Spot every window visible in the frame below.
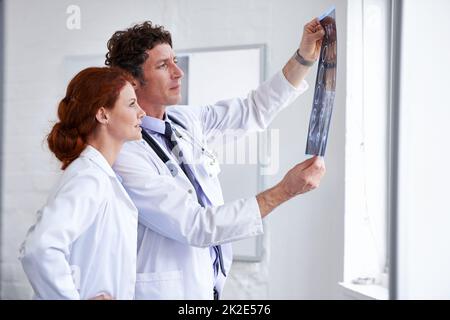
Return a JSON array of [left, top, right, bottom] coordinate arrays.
[[344, 0, 392, 290]]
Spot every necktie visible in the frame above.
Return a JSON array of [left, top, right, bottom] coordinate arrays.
[[163, 122, 189, 179], [163, 122, 226, 284]]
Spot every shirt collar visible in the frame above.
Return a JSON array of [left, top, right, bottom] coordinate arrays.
[[141, 113, 171, 135]]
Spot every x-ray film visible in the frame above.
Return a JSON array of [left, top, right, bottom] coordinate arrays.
[[305, 7, 337, 157]]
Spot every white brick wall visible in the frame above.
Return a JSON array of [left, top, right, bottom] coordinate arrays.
[[1, 0, 346, 299]]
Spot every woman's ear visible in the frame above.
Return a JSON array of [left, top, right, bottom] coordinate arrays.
[[95, 107, 109, 124], [132, 79, 140, 91]]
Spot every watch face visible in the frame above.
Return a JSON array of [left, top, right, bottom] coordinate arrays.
[[306, 8, 337, 157]]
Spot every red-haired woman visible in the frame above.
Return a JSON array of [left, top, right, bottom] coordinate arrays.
[[19, 67, 145, 300]]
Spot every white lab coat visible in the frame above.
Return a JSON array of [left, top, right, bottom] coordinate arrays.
[[113, 71, 308, 299], [20, 145, 138, 300]]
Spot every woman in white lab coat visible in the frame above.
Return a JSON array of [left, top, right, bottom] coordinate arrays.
[[19, 67, 145, 299]]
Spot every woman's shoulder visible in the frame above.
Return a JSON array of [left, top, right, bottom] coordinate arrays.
[[59, 156, 111, 189]]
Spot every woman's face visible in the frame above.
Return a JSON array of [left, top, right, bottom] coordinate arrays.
[[107, 82, 146, 142]]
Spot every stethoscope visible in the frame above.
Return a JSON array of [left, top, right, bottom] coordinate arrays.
[[140, 114, 218, 178], [171, 123, 217, 165]]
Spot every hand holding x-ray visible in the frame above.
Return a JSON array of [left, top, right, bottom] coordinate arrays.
[[298, 18, 326, 62]]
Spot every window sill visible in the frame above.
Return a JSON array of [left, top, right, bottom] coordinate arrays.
[[339, 282, 389, 300]]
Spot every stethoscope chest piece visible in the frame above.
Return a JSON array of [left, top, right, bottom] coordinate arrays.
[[165, 160, 179, 177]]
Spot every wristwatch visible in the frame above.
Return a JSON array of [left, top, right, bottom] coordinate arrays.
[[294, 49, 315, 67]]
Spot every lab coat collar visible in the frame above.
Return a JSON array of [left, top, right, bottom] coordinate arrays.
[[141, 113, 172, 135], [80, 145, 117, 179], [82, 145, 138, 211]]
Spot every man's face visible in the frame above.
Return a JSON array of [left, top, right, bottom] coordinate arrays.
[[135, 43, 184, 114]]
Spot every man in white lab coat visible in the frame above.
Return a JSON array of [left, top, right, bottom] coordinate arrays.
[[106, 18, 326, 300]]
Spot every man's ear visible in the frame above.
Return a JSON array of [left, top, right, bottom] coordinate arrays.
[[95, 107, 109, 124]]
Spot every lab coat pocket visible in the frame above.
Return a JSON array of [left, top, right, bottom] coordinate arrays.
[[134, 270, 184, 300]]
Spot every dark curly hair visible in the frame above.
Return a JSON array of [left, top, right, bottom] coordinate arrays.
[[105, 21, 172, 84]]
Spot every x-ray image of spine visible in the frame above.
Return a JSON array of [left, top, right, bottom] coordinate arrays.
[[306, 8, 337, 157]]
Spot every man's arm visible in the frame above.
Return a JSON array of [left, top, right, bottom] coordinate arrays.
[[257, 156, 325, 217], [256, 18, 326, 215], [187, 17, 325, 144], [114, 146, 324, 247], [282, 18, 325, 88], [114, 142, 264, 248]]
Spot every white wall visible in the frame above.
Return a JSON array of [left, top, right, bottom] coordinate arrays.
[[1, 0, 346, 299], [396, 0, 450, 299]]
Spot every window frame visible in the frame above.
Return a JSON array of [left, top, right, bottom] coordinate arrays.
[[344, 0, 397, 292]]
